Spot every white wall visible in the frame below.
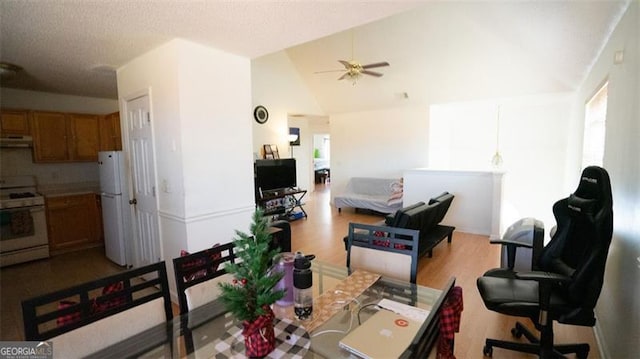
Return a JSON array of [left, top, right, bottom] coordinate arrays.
[[0, 89, 119, 186], [570, 3, 639, 357], [329, 106, 429, 201], [117, 39, 256, 300], [177, 40, 254, 219], [428, 94, 574, 234], [251, 51, 325, 193], [1, 88, 119, 113], [287, 117, 313, 192]]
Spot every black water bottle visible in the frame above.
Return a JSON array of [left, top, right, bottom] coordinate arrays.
[[293, 252, 313, 320]]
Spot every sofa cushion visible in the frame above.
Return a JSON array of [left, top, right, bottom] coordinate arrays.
[[429, 191, 450, 205], [335, 177, 404, 214], [385, 201, 426, 226], [430, 193, 454, 225], [397, 203, 439, 238]]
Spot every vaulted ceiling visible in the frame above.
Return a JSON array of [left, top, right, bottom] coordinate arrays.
[[0, 1, 630, 114]]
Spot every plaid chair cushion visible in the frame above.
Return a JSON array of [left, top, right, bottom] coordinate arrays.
[[93, 281, 127, 313], [179, 244, 222, 283], [372, 231, 407, 250], [56, 300, 82, 327]]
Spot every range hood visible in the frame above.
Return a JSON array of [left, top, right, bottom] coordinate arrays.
[[0, 135, 33, 148]]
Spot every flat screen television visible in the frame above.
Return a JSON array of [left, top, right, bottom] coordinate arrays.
[[255, 159, 297, 193]]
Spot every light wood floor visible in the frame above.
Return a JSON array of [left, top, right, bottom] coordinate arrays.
[[291, 184, 599, 359], [0, 183, 599, 358]]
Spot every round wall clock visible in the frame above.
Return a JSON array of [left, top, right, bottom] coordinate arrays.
[[254, 105, 269, 124]]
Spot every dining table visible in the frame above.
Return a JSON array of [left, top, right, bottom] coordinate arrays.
[[89, 260, 455, 359]]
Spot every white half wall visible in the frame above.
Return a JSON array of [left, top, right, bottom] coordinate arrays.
[[404, 169, 504, 239]]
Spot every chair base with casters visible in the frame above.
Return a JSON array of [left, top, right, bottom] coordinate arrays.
[[482, 321, 589, 359]]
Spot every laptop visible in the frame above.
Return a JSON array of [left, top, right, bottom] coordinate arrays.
[[339, 309, 422, 359]]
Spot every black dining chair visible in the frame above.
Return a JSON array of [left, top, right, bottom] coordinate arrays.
[[172, 242, 237, 316], [476, 166, 614, 358], [346, 222, 420, 284], [21, 261, 173, 358]]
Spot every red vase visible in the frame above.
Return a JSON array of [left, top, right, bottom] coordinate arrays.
[[242, 307, 276, 358]]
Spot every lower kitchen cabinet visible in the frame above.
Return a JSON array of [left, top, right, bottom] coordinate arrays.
[[46, 194, 103, 252]]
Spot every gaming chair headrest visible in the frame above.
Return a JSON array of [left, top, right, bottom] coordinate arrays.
[[572, 166, 613, 211], [567, 194, 597, 216]]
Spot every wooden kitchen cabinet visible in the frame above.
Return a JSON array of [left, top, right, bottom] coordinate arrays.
[[68, 113, 100, 161], [46, 193, 103, 252], [31, 111, 69, 162], [31, 111, 101, 162], [0, 109, 30, 135], [100, 111, 122, 151]]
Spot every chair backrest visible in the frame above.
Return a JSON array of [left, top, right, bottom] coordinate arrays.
[[21, 261, 172, 357], [346, 222, 420, 283], [537, 166, 613, 324], [173, 242, 236, 314]]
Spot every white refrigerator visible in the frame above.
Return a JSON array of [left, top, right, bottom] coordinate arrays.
[[98, 151, 132, 266]]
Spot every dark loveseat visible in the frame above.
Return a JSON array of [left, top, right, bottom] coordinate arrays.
[[344, 192, 455, 258]]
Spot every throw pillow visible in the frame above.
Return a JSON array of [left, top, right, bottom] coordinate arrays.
[[388, 178, 404, 205]]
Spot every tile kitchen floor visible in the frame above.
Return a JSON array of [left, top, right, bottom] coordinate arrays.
[[0, 246, 125, 341]]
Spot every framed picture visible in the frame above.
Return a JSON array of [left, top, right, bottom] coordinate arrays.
[[289, 127, 300, 146], [271, 145, 280, 159], [263, 144, 279, 159]]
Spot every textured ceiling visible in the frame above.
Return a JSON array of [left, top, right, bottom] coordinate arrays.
[[287, 1, 630, 114], [0, 0, 419, 99], [0, 1, 631, 115]]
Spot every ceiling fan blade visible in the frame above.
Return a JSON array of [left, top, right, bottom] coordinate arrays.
[[314, 69, 347, 74], [338, 60, 352, 68], [362, 62, 389, 69], [337, 73, 351, 81], [361, 70, 383, 77]]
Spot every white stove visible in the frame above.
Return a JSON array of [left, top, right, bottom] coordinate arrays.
[[0, 176, 49, 267]]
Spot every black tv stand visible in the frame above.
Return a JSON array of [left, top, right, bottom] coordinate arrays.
[[256, 188, 307, 221]]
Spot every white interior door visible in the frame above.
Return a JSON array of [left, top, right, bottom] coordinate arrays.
[[125, 94, 160, 268]]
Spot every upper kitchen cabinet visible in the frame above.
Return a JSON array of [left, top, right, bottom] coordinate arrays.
[[31, 111, 69, 162], [0, 109, 30, 135], [31, 111, 101, 162], [68, 113, 100, 161], [100, 112, 122, 151]]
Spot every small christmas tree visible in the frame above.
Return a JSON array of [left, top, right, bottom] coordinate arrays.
[[218, 209, 285, 322]]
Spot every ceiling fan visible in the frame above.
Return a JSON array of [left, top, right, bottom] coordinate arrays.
[[314, 30, 390, 84], [316, 60, 390, 83]]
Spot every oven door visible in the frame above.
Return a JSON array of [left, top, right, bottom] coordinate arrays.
[[0, 205, 48, 252]]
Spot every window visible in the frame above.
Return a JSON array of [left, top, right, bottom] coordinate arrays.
[[582, 81, 608, 168]]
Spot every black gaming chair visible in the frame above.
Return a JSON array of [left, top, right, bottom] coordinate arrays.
[[477, 166, 614, 358]]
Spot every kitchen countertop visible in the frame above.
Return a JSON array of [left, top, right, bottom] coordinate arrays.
[[38, 182, 100, 198]]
